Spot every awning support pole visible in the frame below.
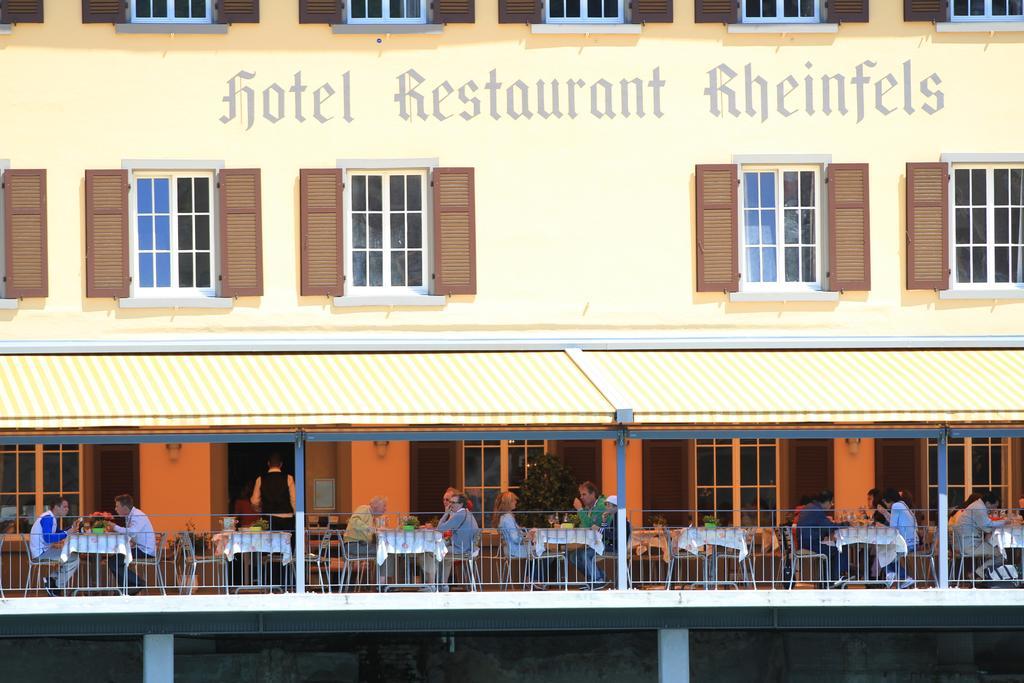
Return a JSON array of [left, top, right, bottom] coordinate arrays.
[[616, 429, 628, 590], [294, 432, 306, 595], [937, 428, 949, 589]]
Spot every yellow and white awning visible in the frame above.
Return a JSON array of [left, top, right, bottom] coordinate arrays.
[[588, 349, 1024, 425], [0, 352, 616, 430]]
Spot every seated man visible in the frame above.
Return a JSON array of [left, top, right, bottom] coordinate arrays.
[[30, 497, 79, 596], [107, 494, 156, 595], [344, 495, 388, 555], [419, 491, 479, 590], [796, 489, 849, 588], [953, 489, 1006, 580], [569, 481, 607, 588], [597, 495, 631, 588]]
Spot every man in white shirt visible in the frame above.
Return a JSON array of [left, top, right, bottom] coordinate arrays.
[[108, 494, 156, 594], [29, 497, 79, 596]]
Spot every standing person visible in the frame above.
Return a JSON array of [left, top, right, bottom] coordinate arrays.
[[569, 481, 607, 588], [30, 497, 80, 597], [108, 494, 156, 595], [953, 489, 1006, 579], [251, 453, 296, 536], [877, 489, 917, 589], [796, 490, 850, 588]]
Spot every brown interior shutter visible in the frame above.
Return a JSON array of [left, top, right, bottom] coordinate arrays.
[[789, 440, 834, 508], [875, 440, 922, 509], [906, 162, 949, 291], [696, 164, 738, 292], [436, 0, 475, 22], [432, 167, 476, 296], [558, 441, 602, 492], [3, 0, 44, 22], [827, 0, 868, 22], [299, 0, 342, 22], [3, 170, 47, 298], [218, 169, 263, 297], [498, 0, 541, 23], [299, 169, 344, 296], [695, 0, 737, 22], [904, 0, 945, 21], [82, 0, 126, 22], [827, 163, 871, 291], [410, 442, 457, 516], [85, 170, 130, 298], [642, 440, 689, 526], [217, 0, 260, 22], [95, 445, 140, 514], [632, 0, 672, 22]]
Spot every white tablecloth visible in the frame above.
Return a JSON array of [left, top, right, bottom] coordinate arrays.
[[533, 528, 604, 557], [61, 532, 132, 565], [678, 527, 749, 562], [376, 529, 447, 566], [216, 531, 292, 565], [834, 526, 908, 568], [989, 525, 1024, 555]]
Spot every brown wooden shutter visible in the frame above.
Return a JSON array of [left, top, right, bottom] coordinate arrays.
[[695, 0, 737, 22], [95, 445, 140, 514], [299, 0, 342, 22], [788, 440, 834, 508], [632, 0, 672, 22], [432, 167, 476, 296], [217, 0, 260, 22], [876, 440, 922, 509], [2, 0, 44, 22], [827, 0, 868, 22], [558, 441, 602, 492], [299, 169, 344, 296], [827, 163, 871, 292], [3, 170, 47, 298], [642, 440, 689, 526], [906, 162, 949, 291], [218, 169, 263, 297], [498, 0, 541, 23], [81, 0, 125, 22], [436, 0, 475, 22], [410, 442, 457, 516], [85, 170, 130, 298], [904, 0, 945, 21], [695, 164, 738, 293]]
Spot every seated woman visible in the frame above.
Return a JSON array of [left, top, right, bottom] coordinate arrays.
[[877, 488, 917, 589], [495, 492, 549, 584]]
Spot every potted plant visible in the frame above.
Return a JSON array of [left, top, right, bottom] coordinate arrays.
[[702, 515, 718, 529], [85, 511, 112, 534], [249, 518, 269, 532], [516, 452, 579, 528], [401, 516, 420, 531]]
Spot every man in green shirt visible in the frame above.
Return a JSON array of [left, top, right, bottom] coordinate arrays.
[[570, 481, 606, 588]]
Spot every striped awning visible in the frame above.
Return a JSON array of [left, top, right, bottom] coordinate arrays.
[[589, 349, 1024, 425], [0, 352, 616, 430]]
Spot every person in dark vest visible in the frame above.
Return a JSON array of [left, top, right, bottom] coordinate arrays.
[[250, 452, 296, 536]]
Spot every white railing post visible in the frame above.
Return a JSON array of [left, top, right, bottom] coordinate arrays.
[[143, 634, 174, 683], [937, 429, 949, 589], [294, 432, 306, 594], [616, 430, 628, 590]]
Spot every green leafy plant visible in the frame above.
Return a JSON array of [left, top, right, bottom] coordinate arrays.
[[401, 515, 420, 528], [702, 515, 718, 528], [516, 451, 578, 528]]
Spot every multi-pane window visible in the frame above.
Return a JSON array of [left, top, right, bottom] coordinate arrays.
[[349, 0, 426, 23], [743, 0, 819, 22], [463, 440, 544, 524], [742, 168, 821, 290], [547, 0, 623, 22], [952, 0, 1024, 20], [0, 445, 81, 534], [134, 174, 215, 296], [952, 167, 1024, 288], [348, 171, 427, 293], [695, 439, 778, 527], [133, 0, 212, 22], [927, 437, 1007, 516]]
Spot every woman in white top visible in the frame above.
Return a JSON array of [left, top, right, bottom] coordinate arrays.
[[878, 489, 918, 589]]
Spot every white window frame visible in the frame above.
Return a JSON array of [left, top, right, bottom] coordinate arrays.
[[694, 438, 780, 527], [344, 168, 430, 297], [545, 0, 624, 24], [949, 164, 1024, 290], [739, 164, 825, 293], [742, 0, 820, 23], [951, 0, 1024, 21], [129, 170, 218, 299], [347, 0, 428, 24], [131, 0, 213, 23], [462, 440, 544, 523], [927, 437, 1010, 513], [0, 444, 82, 535]]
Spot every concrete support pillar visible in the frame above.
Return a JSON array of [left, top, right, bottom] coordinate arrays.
[[659, 629, 689, 683], [143, 634, 174, 683], [295, 435, 306, 594]]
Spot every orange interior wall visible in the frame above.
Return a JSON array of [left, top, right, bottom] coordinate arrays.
[[140, 443, 213, 533], [834, 438, 875, 512], [350, 441, 409, 515], [601, 438, 643, 526]]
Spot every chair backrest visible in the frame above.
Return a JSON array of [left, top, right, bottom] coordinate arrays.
[[177, 531, 196, 563], [316, 530, 337, 562]]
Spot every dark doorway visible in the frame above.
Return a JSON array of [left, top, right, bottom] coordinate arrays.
[[557, 440, 602, 491], [227, 443, 295, 513], [409, 442, 457, 516], [94, 445, 140, 514], [642, 440, 689, 526], [788, 440, 834, 509]]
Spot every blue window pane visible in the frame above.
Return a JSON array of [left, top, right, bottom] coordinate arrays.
[[747, 247, 761, 282], [762, 247, 777, 282], [154, 178, 170, 214], [156, 253, 171, 288], [137, 216, 153, 251], [139, 253, 154, 288], [761, 210, 776, 244], [744, 212, 760, 245], [137, 179, 153, 213], [743, 173, 759, 208], [155, 216, 170, 250], [759, 173, 775, 208]]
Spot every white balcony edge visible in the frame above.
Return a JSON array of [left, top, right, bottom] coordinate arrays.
[[118, 297, 234, 309], [730, 291, 840, 303], [939, 289, 1024, 300], [115, 23, 229, 34]]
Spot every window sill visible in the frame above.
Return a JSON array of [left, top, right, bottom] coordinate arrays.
[[332, 295, 446, 308], [0, 299, 16, 310], [531, 23, 641, 34], [936, 21, 1024, 32], [118, 297, 233, 309], [115, 23, 229, 34], [729, 290, 839, 303], [728, 22, 838, 33], [938, 289, 1024, 300], [331, 24, 444, 34]]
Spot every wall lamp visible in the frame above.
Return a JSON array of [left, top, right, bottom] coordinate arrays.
[[845, 437, 862, 456], [166, 442, 183, 462], [373, 440, 390, 458]]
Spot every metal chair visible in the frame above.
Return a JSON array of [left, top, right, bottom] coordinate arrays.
[[177, 531, 227, 595], [448, 530, 482, 591], [786, 527, 830, 589], [338, 537, 376, 592], [907, 526, 937, 587], [665, 528, 705, 589], [131, 532, 167, 595], [22, 534, 62, 597], [312, 530, 345, 592]]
